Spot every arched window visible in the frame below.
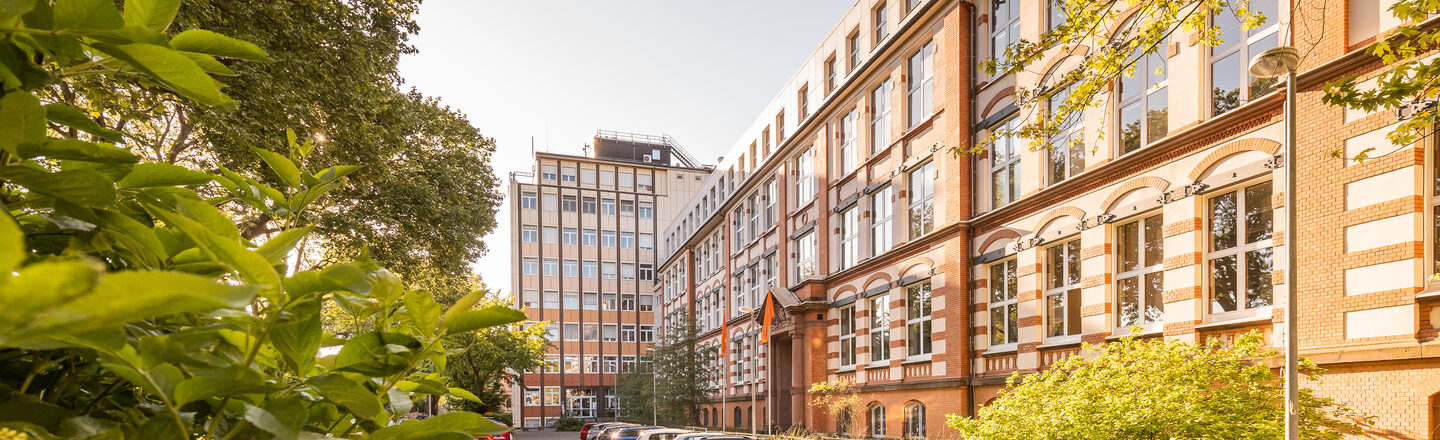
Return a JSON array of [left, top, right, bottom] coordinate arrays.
[[868, 404, 886, 438], [903, 402, 926, 439], [702, 408, 709, 426], [712, 408, 719, 427], [747, 407, 754, 428], [836, 408, 852, 436], [734, 407, 743, 427]]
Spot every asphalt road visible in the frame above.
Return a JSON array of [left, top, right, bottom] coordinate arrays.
[[515, 430, 576, 440]]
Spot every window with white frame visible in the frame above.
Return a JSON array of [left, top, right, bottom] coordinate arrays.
[[840, 109, 859, 173], [544, 387, 561, 406], [872, 185, 894, 255], [1211, 0, 1280, 116], [622, 324, 636, 342], [795, 149, 815, 207], [765, 255, 777, 287], [795, 231, 817, 282], [563, 291, 579, 309], [602, 293, 617, 311], [563, 259, 578, 278], [521, 225, 538, 243], [601, 231, 616, 248], [873, 2, 889, 46], [582, 323, 598, 342], [602, 262, 617, 280], [582, 261, 597, 279], [640, 325, 654, 342], [620, 263, 635, 280], [639, 201, 653, 218], [561, 195, 577, 212], [637, 173, 652, 191], [903, 402, 926, 439], [580, 168, 595, 185], [524, 387, 541, 406], [543, 291, 559, 309], [541, 164, 557, 181], [841, 207, 861, 269], [639, 233, 654, 250], [522, 258, 538, 276], [601, 198, 616, 215], [564, 355, 580, 373], [620, 232, 635, 249], [747, 266, 760, 309], [523, 290, 539, 308], [907, 42, 935, 127], [562, 228, 577, 245], [582, 229, 596, 246], [734, 208, 746, 252], [561, 166, 576, 184], [992, 0, 1020, 60], [599, 170, 615, 186], [639, 294, 654, 311], [581, 196, 596, 214], [765, 179, 778, 226], [869, 404, 886, 438], [583, 291, 598, 310], [1117, 213, 1165, 327], [543, 258, 558, 276], [603, 355, 618, 373], [839, 305, 856, 367], [1047, 83, 1085, 185], [908, 161, 935, 237], [871, 81, 891, 154], [521, 192, 537, 209], [905, 281, 932, 356], [563, 323, 579, 342], [870, 293, 891, 362], [991, 117, 1022, 208], [1047, 0, 1067, 32], [748, 196, 760, 242], [989, 259, 1019, 346], [618, 172, 634, 188], [620, 200, 635, 216], [1044, 239, 1082, 337], [798, 84, 810, 120], [542, 227, 558, 244], [1208, 181, 1274, 314], [639, 264, 654, 282], [622, 293, 637, 311], [542, 194, 557, 211], [1118, 33, 1170, 155], [544, 354, 559, 372]]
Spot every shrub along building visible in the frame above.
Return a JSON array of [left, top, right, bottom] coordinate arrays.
[[651, 0, 1440, 438], [509, 131, 711, 428]]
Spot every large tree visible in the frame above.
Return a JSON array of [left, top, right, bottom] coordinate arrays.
[[945, 333, 1367, 439], [616, 317, 716, 425], [45, 0, 502, 299]]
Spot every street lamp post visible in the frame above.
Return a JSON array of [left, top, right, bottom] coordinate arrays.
[[646, 346, 657, 426], [738, 307, 758, 437], [1249, 45, 1301, 440]]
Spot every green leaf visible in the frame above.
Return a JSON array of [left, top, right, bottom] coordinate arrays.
[[53, 0, 124, 31], [446, 387, 481, 403], [368, 412, 507, 440], [171, 373, 275, 407], [270, 298, 321, 375], [386, 387, 412, 417], [256, 227, 310, 263], [312, 165, 362, 183], [395, 379, 448, 395], [442, 305, 525, 335], [252, 147, 302, 189], [245, 399, 305, 440], [0, 260, 100, 337], [169, 29, 269, 61], [122, 0, 178, 31], [92, 43, 235, 109], [308, 375, 382, 420], [148, 208, 281, 293], [17, 138, 137, 163], [0, 165, 116, 208], [0, 212, 21, 285], [0, 0, 37, 23], [0, 92, 45, 155], [179, 51, 235, 76], [118, 162, 215, 188], [173, 197, 240, 240], [0, 270, 257, 347], [333, 331, 420, 377], [42, 104, 124, 142], [404, 289, 442, 337]]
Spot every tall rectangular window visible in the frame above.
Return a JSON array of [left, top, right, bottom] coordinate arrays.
[[795, 231, 817, 282], [602, 324, 617, 342], [542, 194, 557, 211], [601, 198, 616, 215], [1045, 240, 1082, 337], [989, 259, 1019, 346], [541, 165, 557, 181], [748, 196, 760, 242], [521, 192, 537, 209], [798, 84, 810, 120], [1048, 83, 1085, 185], [839, 109, 859, 174], [563, 324, 579, 342], [601, 231, 616, 248], [872, 185, 894, 255], [620, 232, 635, 249], [582, 323, 598, 342], [620, 263, 635, 280], [523, 290, 539, 308], [873, 2, 889, 46], [583, 292, 598, 310], [908, 161, 935, 237], [522, 258, 538, 276], [638, 202, 653, 218], [794, 148, 815, 207], [907, 42, 935, 127], [991, 117, 1023, 208], [1210, 0, 1280, 116], [600, 170, 615, 186], [583, 261, 597, 279], [847, 30, 860, 70], [765, 179, 778, 226], [580, 168, 595, 185], [841, 207, 861, 269], [639, 233, 654, 250], [561, 166, 577, 184], [1118, 213, 1165, 327], [906, 281, 932, 356], [563, 259, 578, 278], [992, 0, 1020, 59], [871, 82, 891, 154], [765, 255, 777, 288], [825, 55, 838, 94], [839, 306, 857, 366], [602, 262, 617, 280], [620, 200, 635, 216], [542, 227, 558, 244], [543, 291, 559, 309], [733, 207, 746, 253], [1118, 34, 1170, 155], [870, 294, 891, 362], [618, 172, 634, 188], [1208, 181, 1274, 313], [1047, 0, 1068, 32]]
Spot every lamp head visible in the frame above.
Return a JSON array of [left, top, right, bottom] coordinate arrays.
[[739, 306, 755, 314], [1249, 46, 1300, 79]]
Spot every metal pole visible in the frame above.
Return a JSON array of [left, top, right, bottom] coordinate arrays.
[[1283, 67, 1300, 440], [652, 364, 658, 426], [750, 334, 757, 437]]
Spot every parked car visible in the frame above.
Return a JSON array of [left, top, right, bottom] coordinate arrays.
[[636, 428, 690, 440], [671, 433, 727, 440], [593, 423, 639, 440], [477, 417, 512, 440], [581, 422, 613, 440], [612, 426, 662, 440]]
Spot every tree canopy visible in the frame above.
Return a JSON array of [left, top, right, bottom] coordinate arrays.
[[945, 333, 1367, 440], [616, 317, 716, 425]]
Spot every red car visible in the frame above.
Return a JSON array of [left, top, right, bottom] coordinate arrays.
[[477, 417, 513, 440]]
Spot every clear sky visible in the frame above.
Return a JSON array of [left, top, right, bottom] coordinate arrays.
[[397, 0, 853, 294]]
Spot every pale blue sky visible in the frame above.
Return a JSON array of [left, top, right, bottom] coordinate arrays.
[[397, 0, 852, 293]]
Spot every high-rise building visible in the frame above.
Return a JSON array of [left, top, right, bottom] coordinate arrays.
[[653, 0, 1440, 438], [509, 130, 710, 428]]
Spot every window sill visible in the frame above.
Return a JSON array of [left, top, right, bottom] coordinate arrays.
[[901, 355, 932, 365], [1107, 326, 1164, 341], [837, 366, 857, 373], [1037, 336, 1082, 349], [983, 345, 1017, 356], [865, 361, 891, 370], [1195, 313, 1274, 331]]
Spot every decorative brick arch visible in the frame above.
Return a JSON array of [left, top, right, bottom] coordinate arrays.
[[1037, 46, 1091, 87], [862, 272, 894, 290], [833, 285, 859, 301], [1187, 138, 1282, 181], [901, 258, 936, 279], [977, 229, 1022, 254], [1106, 7, 1145, 38], [981, 86, 1016, 120], [1099, 176, 1172, 212], [1035, 206, 1087, 235]]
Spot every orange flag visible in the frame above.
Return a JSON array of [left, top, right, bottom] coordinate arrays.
[[720, 321, 729, 358], [759, 291, 775, 344]]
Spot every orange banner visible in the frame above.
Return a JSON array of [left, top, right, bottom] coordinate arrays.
[[759, 292, 775, 344]]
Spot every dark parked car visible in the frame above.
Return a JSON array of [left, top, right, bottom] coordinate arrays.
[[593, 423, 638, 440]]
